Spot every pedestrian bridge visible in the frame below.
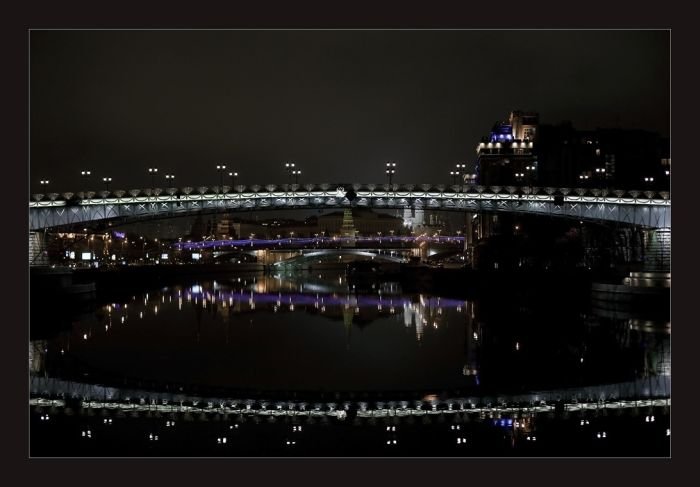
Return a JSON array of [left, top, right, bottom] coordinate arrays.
[[29, 183, 671, 231]]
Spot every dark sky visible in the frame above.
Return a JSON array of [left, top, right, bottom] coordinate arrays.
[[30, 30, 669, 193]]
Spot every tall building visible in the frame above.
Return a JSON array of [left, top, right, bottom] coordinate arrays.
[[317, 209, 403, 237], [340, 208, 357, 247], [475, 110, 670, 189], [475, 111, 538, 186]]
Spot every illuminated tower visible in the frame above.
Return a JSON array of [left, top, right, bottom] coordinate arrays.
[[340, 209, 357, 247]]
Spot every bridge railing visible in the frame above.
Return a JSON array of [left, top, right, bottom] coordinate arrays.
[[29, 183, 671, 207]]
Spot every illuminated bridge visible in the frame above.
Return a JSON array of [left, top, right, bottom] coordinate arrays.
[[29, 183, 671, 231]]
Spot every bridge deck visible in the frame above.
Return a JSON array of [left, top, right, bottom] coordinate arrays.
[[29, 185, 671, 230]]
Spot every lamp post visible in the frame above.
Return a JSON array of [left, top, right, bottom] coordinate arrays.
[[578, 174, 590, 187], [165, 173, 175, 186], [450, 171, 458, 186], [102, 177, 112, 191], [525, 165, 536, 193], [385, 161, 397, 185], [229, 171, 238, 192], [148, 167, 158, 189], [40, 179, 50, 191], [284, 162, 296, 184], [594, 167, 606, 188], [80, 170, 91, 195], [216, 164, 227, 191], [455, 163, 466, 190], [292, 169, 301, 185]]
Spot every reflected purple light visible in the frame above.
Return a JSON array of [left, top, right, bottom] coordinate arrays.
[[183, 288, 465, 309]]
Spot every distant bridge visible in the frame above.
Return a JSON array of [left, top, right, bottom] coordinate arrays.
[[29, 183, 671, 231], [270, 249, 407, 266]]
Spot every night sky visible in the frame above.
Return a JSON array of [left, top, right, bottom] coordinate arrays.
[[30, 30, 669, 193]]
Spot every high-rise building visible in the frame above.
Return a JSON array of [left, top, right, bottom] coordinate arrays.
[[340, 208, 357, 247], [475, 110, 669, 189], [475, 111, 538, 186]]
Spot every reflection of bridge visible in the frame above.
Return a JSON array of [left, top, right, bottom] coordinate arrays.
[[29, 375, 670, 417], [29, 183, 671, 230]]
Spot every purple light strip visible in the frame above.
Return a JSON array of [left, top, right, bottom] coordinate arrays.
[[173, 235, 465, 251]]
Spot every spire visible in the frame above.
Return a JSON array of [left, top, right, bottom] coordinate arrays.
[[340, 209, 356, 247]]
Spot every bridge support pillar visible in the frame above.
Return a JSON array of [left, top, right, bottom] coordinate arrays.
[[463, 212, 475, 266], [642, 228, 671, 273]]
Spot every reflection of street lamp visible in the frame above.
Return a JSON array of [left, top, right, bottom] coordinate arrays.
[[102, 177, 112, 191], [385, 161, 397, 185]]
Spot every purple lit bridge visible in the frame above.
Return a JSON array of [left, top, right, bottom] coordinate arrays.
[[29, 183, 671, 231]]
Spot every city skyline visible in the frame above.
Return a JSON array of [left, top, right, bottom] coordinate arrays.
[[30, 30, 669, 192]]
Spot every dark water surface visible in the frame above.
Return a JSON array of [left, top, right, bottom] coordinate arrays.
[[31, 271, 670, 398]]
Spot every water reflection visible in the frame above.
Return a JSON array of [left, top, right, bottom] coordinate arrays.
[[31, 272, 669, 398]]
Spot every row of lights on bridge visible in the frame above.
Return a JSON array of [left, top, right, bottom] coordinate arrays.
[[38, 161, 477, 191], [38, 162, 671, 192]]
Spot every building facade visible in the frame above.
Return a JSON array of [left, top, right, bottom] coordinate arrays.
[[475, 110, 670, 190]]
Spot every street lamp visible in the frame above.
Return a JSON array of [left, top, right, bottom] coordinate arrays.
[[292, 169, 301, 185], [80, 170, 92, 191], [40, 179, 50, 192], [228, 171, 238, 192], [216, 164, 227, 190], [524, 165, 536, 192], [450, 171, 458, 185], [578, 174, 590, 186], [385, 161, 397, 185], [103, 177, 112, 191], [284, 161, 296, 184], [165, 173, 175, 186], [594, 167, 606, 188], [455, 163, 466, 190], [147, 167, 158, 188]]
